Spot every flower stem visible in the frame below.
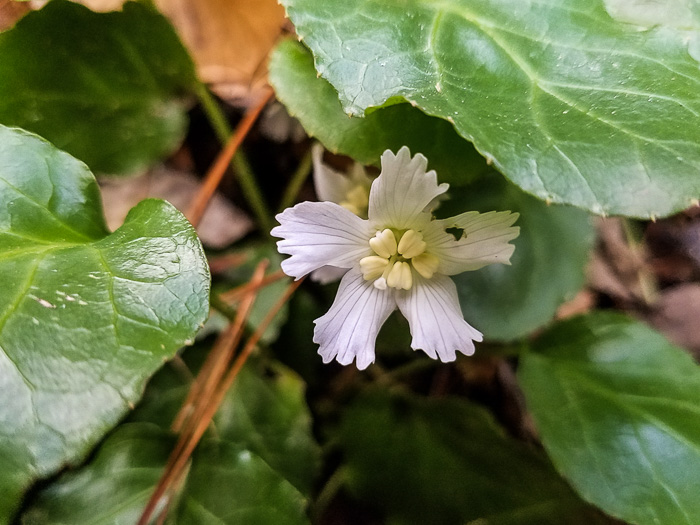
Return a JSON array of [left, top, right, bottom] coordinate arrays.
[[312, 467, 347, 522], [278, 148, 313, 212], [209, 293, 239, 321], [194, 82, 274, 235], [621, 218, 658, 305], [377, 358, 440, 384], [233, 152, 275, 235], [196, 82, 231, 144]]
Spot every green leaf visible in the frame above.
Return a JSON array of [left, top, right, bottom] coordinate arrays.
[[21, 424, 175, 525], [442, 173, 594, 341], [272, 288, 327, 384], [269, 39, 485, 186], [0, 0, 198, 175], [340, 390, 607, 525], [215, 361, 320, 495], [601, 0, 700, 29], [519, 312, 700, 525], [282, 0, 700, 217], [129, 356, 321, 497], [0, 125, 210, 523], [22, 359, 318, 525], [22, 424, 311, 525], [178, 440, 311, 525]]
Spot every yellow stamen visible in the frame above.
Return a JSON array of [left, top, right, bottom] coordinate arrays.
[[360, 255, 390, 281], [369, 229, 398, 258], [397, 229, 427, 259], [411, 253, 439, 279], [386, 261, 413, 290], [362, 228, 438, 290]]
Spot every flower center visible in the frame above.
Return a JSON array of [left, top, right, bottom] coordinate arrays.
[[359, 229, 440, 290]]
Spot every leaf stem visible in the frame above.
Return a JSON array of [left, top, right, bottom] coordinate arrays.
[[278, 148, 313, 212], [621, 218, 658, 305], [233, 152, 275, 235], [192, 83, 274, 234], [312, 466, 347, 522], [209, 293, 239, 321], [137, 261, 268, 525], [195, 82, 232, 144], [218, 269, 288, 304]]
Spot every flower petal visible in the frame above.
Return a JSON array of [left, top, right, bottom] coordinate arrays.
[[314, 268, 396, 369], [368, 147, 449, 230], [272, 201, 373, 279], [423, 211, 520, 275], [311, 143, 352, 203], [396, 274, 482, 362], [310, 265, 348, 284]]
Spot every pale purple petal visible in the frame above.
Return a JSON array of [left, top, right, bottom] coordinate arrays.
[[272, 201, 373, 279], [310, 265, 348, 284], [314, 269, 396, 369], [368, 147, 448, 230], [311, 143, 352, 203], [396, 274, 482, 362], [423, 211, 519, 275], [347, 162, 373, 188]]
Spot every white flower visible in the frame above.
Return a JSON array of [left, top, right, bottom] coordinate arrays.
[[312, 142, 374, 218], [310, 143, 375, 284], [272, 147, 519, 369]]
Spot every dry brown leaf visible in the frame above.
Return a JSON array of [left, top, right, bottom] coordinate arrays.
[[154, 0, 287, 106], [555, 289, 596, 320], [646, 283, 700, 357], [646, 212, 700, 284], [587, 218, 656, 305], [0, 0, 30, 31], [68, 0, 125, 11], [70, 0, 286, 105], [100, 166, 253, 249]]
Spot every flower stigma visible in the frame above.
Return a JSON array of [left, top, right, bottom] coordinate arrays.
[[360, 229, 438, 290]]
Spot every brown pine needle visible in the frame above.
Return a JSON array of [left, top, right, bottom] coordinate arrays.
[[170, 278, 306, 488], [137, 276, 303, 525], [186, 89, 273, 228], [207, 252, 249, 275], [218, 269, 288, 304], [213, 277, 305, 404], [172, 260, 268, 433], [153, 464, 190, 525], [137, 262, 268, 525]]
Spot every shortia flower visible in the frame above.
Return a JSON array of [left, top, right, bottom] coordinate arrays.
[[272, 147, 519, 369], [311, 142, 373, 219], [309, 143, 374, 284]]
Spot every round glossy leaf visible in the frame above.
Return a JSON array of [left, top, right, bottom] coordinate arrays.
[[269, 39, 485, 186], [22, 424, 311, 525], [22, 357, 318, 525], [178, 441, 310, 525], [519, 313, 700, 525], [0, 125, 210, 522], [0, 0, 198, 174], [21, 424, 175, 525], [283, 0, 700, 217]]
